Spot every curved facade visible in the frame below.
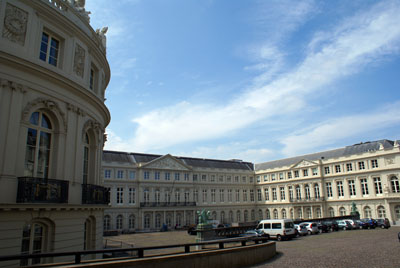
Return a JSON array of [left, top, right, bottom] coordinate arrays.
[[0, 0, 110, 266]]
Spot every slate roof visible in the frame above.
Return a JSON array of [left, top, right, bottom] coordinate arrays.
[[103, 150, 254, 171], [255, 139, 397, 171]]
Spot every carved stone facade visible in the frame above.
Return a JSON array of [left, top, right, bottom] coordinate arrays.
[[73, 43, 86, 78], [2, 3, 28, 46]]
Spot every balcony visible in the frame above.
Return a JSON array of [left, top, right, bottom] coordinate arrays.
[[140, 202, 197, 208], [289, 197, 325, 203], [82, 184, 110, 204], [17, 177, 69, 203]]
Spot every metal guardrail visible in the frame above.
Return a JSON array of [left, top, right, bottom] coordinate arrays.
[[0, 237, 269, 266], [16, 176, 69, 203], [82, 184, 110, 204]]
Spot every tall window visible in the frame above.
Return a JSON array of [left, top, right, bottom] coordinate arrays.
[[312, 168, 318, 176], [346, 163, 353, 172], [335, 165, 341, 173], [237, 211, 241, 222], [243, 190, 248, 202], [280, 187, 285, 200], [128, 188, 135, 204], [272, 188, 277, 200], [220, 189, 225, 202], [282, 209, 287, 219], [25, 112, 52, 178], [326, 182, 333, 197], [175, 189, 180, 202], [228, 189, 232, 202], [202, 189, 208, 203], [104, 215, 110, 231], [116, 188, 123, 204], [211, 189, 216, 203], [266, 209, 270, 219], [129, 215, 135, 229], [144, 189, 149, 203], [117, 170, 123, 179], [377, 206, 386, 218], [374, 177, 383, 194], [363, 206, 372, 218], [165, 172, 170, 180], [257, 189, 262, 201], [391, 176, 400, 193], [155, 189, 160, 204], [288, 186, 293, 200], [287, 172, 292, 179], [303, 169, 308, 176], [154, 172, 160, 180], [235, 189, 240, 202], [250, 189, 255, 202], [294, 171, 299, 178], [264, 188, 269, 201], [314, 184, 320, 198], [360, 179, 369, 195], [324, 167, 330, 175], [348, 180, 356, 196], [296, 185, 301, 199], [104, 169, 111, 178], [144, 171, 150, 180], [358, 161, 365, 170], [305, 185, 310, 199], [194, 190, 198, 202], [82, 133, 89, 184], [116, 215, 123, 230], [20, 222, 48, 266], [40, 32, 59, 66], [339, 207, 346, 216], [273, 209, 278, 219], [329, 207, 335, 217], [371, 159, 378, 168], [337, 181, 344, 197]]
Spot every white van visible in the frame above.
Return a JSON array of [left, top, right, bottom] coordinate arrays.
[[256, 219, 295, 241]]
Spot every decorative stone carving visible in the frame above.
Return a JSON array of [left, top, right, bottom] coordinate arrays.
[[22, 98, 67, 132], [2, 3, 28, 46], [146, 157, 188, 170], [293, 160, 315, 168], [95, 27, 108, 49], [73, 44, 85, 78], [0, 78, 27, 93], [385, 157, 395, 165]]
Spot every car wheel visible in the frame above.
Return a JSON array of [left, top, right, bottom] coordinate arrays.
[[277, 235, 282, 241], [381, 225, 385, 229], [308, 230, 312, 235], [343, 227, 347, 231]]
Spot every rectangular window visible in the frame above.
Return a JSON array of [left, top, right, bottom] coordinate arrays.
[[242, 176, 247, 183], [202, 189, 208, 203], [219, 189, 224, 202], [211, 189, 216, 203], [337, 181, 344, 197], [324, 167, 330, 175], [174, 173, 180, 181], [154, 171, 160, 180], [117, 170, 124, 179], [40, 32, 60, 66], [256, 176, 261, 183], [257, 189, 262, 201], [348, 180, 356, 196], [194, 190, 198, 202], [326, 182, 332, 197], [117, 187, 123, 204], [279, 173, 284, 180], [129, 171, 135, 179], [360, 178, 369, 195], [264, 188, 269, 201], [272, 188, 277, 200], [249, 176, 254, 183], [371, 159, 378, 168], [144, 171, 150, 180], [335, 165, 341, 173], [280, 187, 285, 200], [184, 173, 189, 181], [312, 168, 318, 176], [202, 175, 207, 182], [264, 175, 269, 181], [128, 188, 135, 204], [288, 186, 293, 200], [303, 169, 308, 177], [219, 175, 224, 182], [346, 163, 353, 172], [104, 169, 111, 178], [228, 189, 232, 202], [294, 170, 299, 178], [287, 172, 292, 179], [210, 175, 216, 182], [243, 190, 248, 202], [358, 161, 365, 170], [165, 172, 170, 180], [235, 189, 240, 202], [374, 177, 382, 194], [234, 176, 239, 183], [271, 174, 276, 181], [227, 175, 232, 182], [193, 174, 198, 181], [250, 189, 255, 202]]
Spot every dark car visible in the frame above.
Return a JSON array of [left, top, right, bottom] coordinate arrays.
[[360, 218, 377, 229], [376, 218, 391, 229], [323, 220, 339, 231], [337, 220, 353, 230], [317, 222, 329, 233], [356, 220, 370, 229]]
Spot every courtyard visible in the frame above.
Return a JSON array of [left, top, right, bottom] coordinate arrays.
[[105, 226, 400, 268]]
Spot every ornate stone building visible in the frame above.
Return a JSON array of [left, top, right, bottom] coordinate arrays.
[[103, 140, 400, 232], [0, 0, 110, 266]]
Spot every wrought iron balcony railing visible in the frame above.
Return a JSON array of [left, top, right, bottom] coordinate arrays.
[[139, 201, 197, 208], [82, 184, 110, 204], [17, 177, 69, 203]]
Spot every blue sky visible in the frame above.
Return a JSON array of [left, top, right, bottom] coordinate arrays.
[[86, 0, 400, 163]]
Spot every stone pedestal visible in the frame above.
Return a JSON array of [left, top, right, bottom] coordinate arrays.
[[195, 223, 216, 250]]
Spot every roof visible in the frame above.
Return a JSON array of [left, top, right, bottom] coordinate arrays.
[[103, 151, 254, 171], [255, 139, 397, 171]]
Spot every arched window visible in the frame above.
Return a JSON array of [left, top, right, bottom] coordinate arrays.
[[305, 185, 310, 199], [296, 185, 301, 200], [273, 209, 278, 219], [244, 210, 249, 222], [391, 176, 399, 193], [116, 215, 123, 230], [176, 213, 182, 227], [258, 209, 263, 220], [266, 209, 270, 219], [211, 211, 217, 220], [282, 209, 287, 219], [339, 207, 346, 216], [363, 206, 372, 218], [251, 210, 255, 221], [24, 111, 52, 178], [20, 220, 53, 266], [84, 217, 96, 250], [306, 208, 312, 219], [104, 215, 111, 231], [290, 209, 294, 219], [314, 184, 320, 198], [298, 208, 303, 219], [220, 211, 225, 223], [229, 211, 233, 223], [329, 207, 335, 217], [236, 210, 241, 222], [129, 214, 136, 229], [82, 133, 89, 184], [377, 206, 386, 218], [144, 214, 151, 229], [316, 208, 322, 218]]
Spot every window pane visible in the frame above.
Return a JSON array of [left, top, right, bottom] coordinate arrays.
[[30, 112, 39, 125], [41, 114, 52, 129]]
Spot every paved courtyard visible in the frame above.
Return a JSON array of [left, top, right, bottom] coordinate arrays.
[[105, 226, 400, 268]]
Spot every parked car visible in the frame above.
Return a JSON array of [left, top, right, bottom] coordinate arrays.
[[301, 222, 319, 235], [317, 222, 329, 233], [346, 219, 360, 229], [355, 220, 370, 229], [376, 218, 391, 229], [323, 220, 339, 231], [295, 224, 308, 237], [239, 229, 265, 238], [360, 218, 377, 229], [256, 219, 296, 241], [337, 220, 353, 230]]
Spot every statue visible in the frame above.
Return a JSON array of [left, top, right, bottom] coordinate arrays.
[[96, 27, 108, 49], [197, 209, 211, 225], [350, 202, 360, 217]]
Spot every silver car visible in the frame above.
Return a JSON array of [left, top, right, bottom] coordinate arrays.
[[295, 224, 308, 236]]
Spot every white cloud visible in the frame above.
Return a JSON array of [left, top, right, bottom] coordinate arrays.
[[105, 0, 400, 152], [280, 102, 400, 156]]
